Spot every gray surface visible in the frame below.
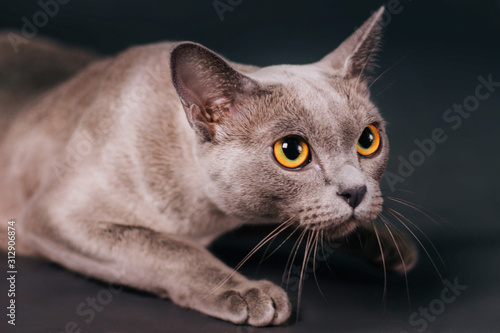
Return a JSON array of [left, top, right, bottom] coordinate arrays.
[[1, 0, 500, 332]]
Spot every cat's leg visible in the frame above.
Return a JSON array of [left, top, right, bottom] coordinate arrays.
[[336, 223, 419, 273], [21, 200, 291, 326]]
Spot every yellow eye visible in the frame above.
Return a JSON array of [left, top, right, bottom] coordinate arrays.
[[357, 124, 381, 156], [273, 136, 310, 169]]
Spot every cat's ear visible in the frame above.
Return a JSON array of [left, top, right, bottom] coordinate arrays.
[[318, 6, 385, 81], [170, 42, 258, 141]]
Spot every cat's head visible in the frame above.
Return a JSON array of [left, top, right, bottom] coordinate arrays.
[[171, 8, 388, 237]]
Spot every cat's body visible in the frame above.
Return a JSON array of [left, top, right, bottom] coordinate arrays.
[[0, 7, 417, 326], [0, 40, 244, 251]]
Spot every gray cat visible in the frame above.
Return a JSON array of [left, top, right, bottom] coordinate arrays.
[[0, 7, 417, 326]]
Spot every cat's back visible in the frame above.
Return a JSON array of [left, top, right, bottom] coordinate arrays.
[[0, 38, 185, 187], [0, 39, 193, 254]]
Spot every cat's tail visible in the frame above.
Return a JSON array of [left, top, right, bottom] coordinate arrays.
[[0, 31, 99, 128]]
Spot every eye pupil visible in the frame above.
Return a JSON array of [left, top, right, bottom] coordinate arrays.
[[358, 127, 375, 149], [356, 124, 381, 157], [273, 136, 310, 169], [282, 138, 302, 160]]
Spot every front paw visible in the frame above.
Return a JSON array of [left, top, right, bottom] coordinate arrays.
[[207, 280, 291, 326]]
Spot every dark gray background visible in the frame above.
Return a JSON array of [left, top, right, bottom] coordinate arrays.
[[1, 0, 499, 332]]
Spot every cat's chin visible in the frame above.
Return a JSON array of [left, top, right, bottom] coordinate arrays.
[[304, 217, 362, 238]]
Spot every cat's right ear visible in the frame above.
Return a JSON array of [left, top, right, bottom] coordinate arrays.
[[170, 42, 258, 141]]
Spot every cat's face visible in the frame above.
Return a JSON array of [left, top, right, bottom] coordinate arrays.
[[196, 67, 388, 236], [171, 9, 387, 237]]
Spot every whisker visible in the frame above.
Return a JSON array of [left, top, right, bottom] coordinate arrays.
[[297, 230, 314, 322], [353, 36, 382, 92], [381, 188, 416, 195], [261, 225, 300, 263], [255, 229, 281, 276], [384, 206, 445, 267], [285, 228, 308, 291], [383, 208, 445, 286], [383, 196, 454, 232], [312, 230, 332, 308], [368, 51, 409, 89], [373, 80, 396, 98], [320, 230, 337, 278], [378, 214, 411, 311], [207, 216, 295, 296], [372, 222, 387, 310]]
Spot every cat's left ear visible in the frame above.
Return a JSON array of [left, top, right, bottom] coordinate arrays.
[[318, 6, 385, 82], [170, 42, 259, 141]]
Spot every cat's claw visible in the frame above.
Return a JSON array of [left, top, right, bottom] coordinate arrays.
[[212, 280, 291, 326]]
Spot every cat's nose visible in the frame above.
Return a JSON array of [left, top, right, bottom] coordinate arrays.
[[339, 185, 367, 209]]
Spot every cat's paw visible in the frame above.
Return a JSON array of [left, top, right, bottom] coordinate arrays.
[[210, 280, 291, 326], [370, 230, 419, 274]]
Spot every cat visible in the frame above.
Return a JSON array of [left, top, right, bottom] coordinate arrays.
[[0, 6, 417, 326]]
